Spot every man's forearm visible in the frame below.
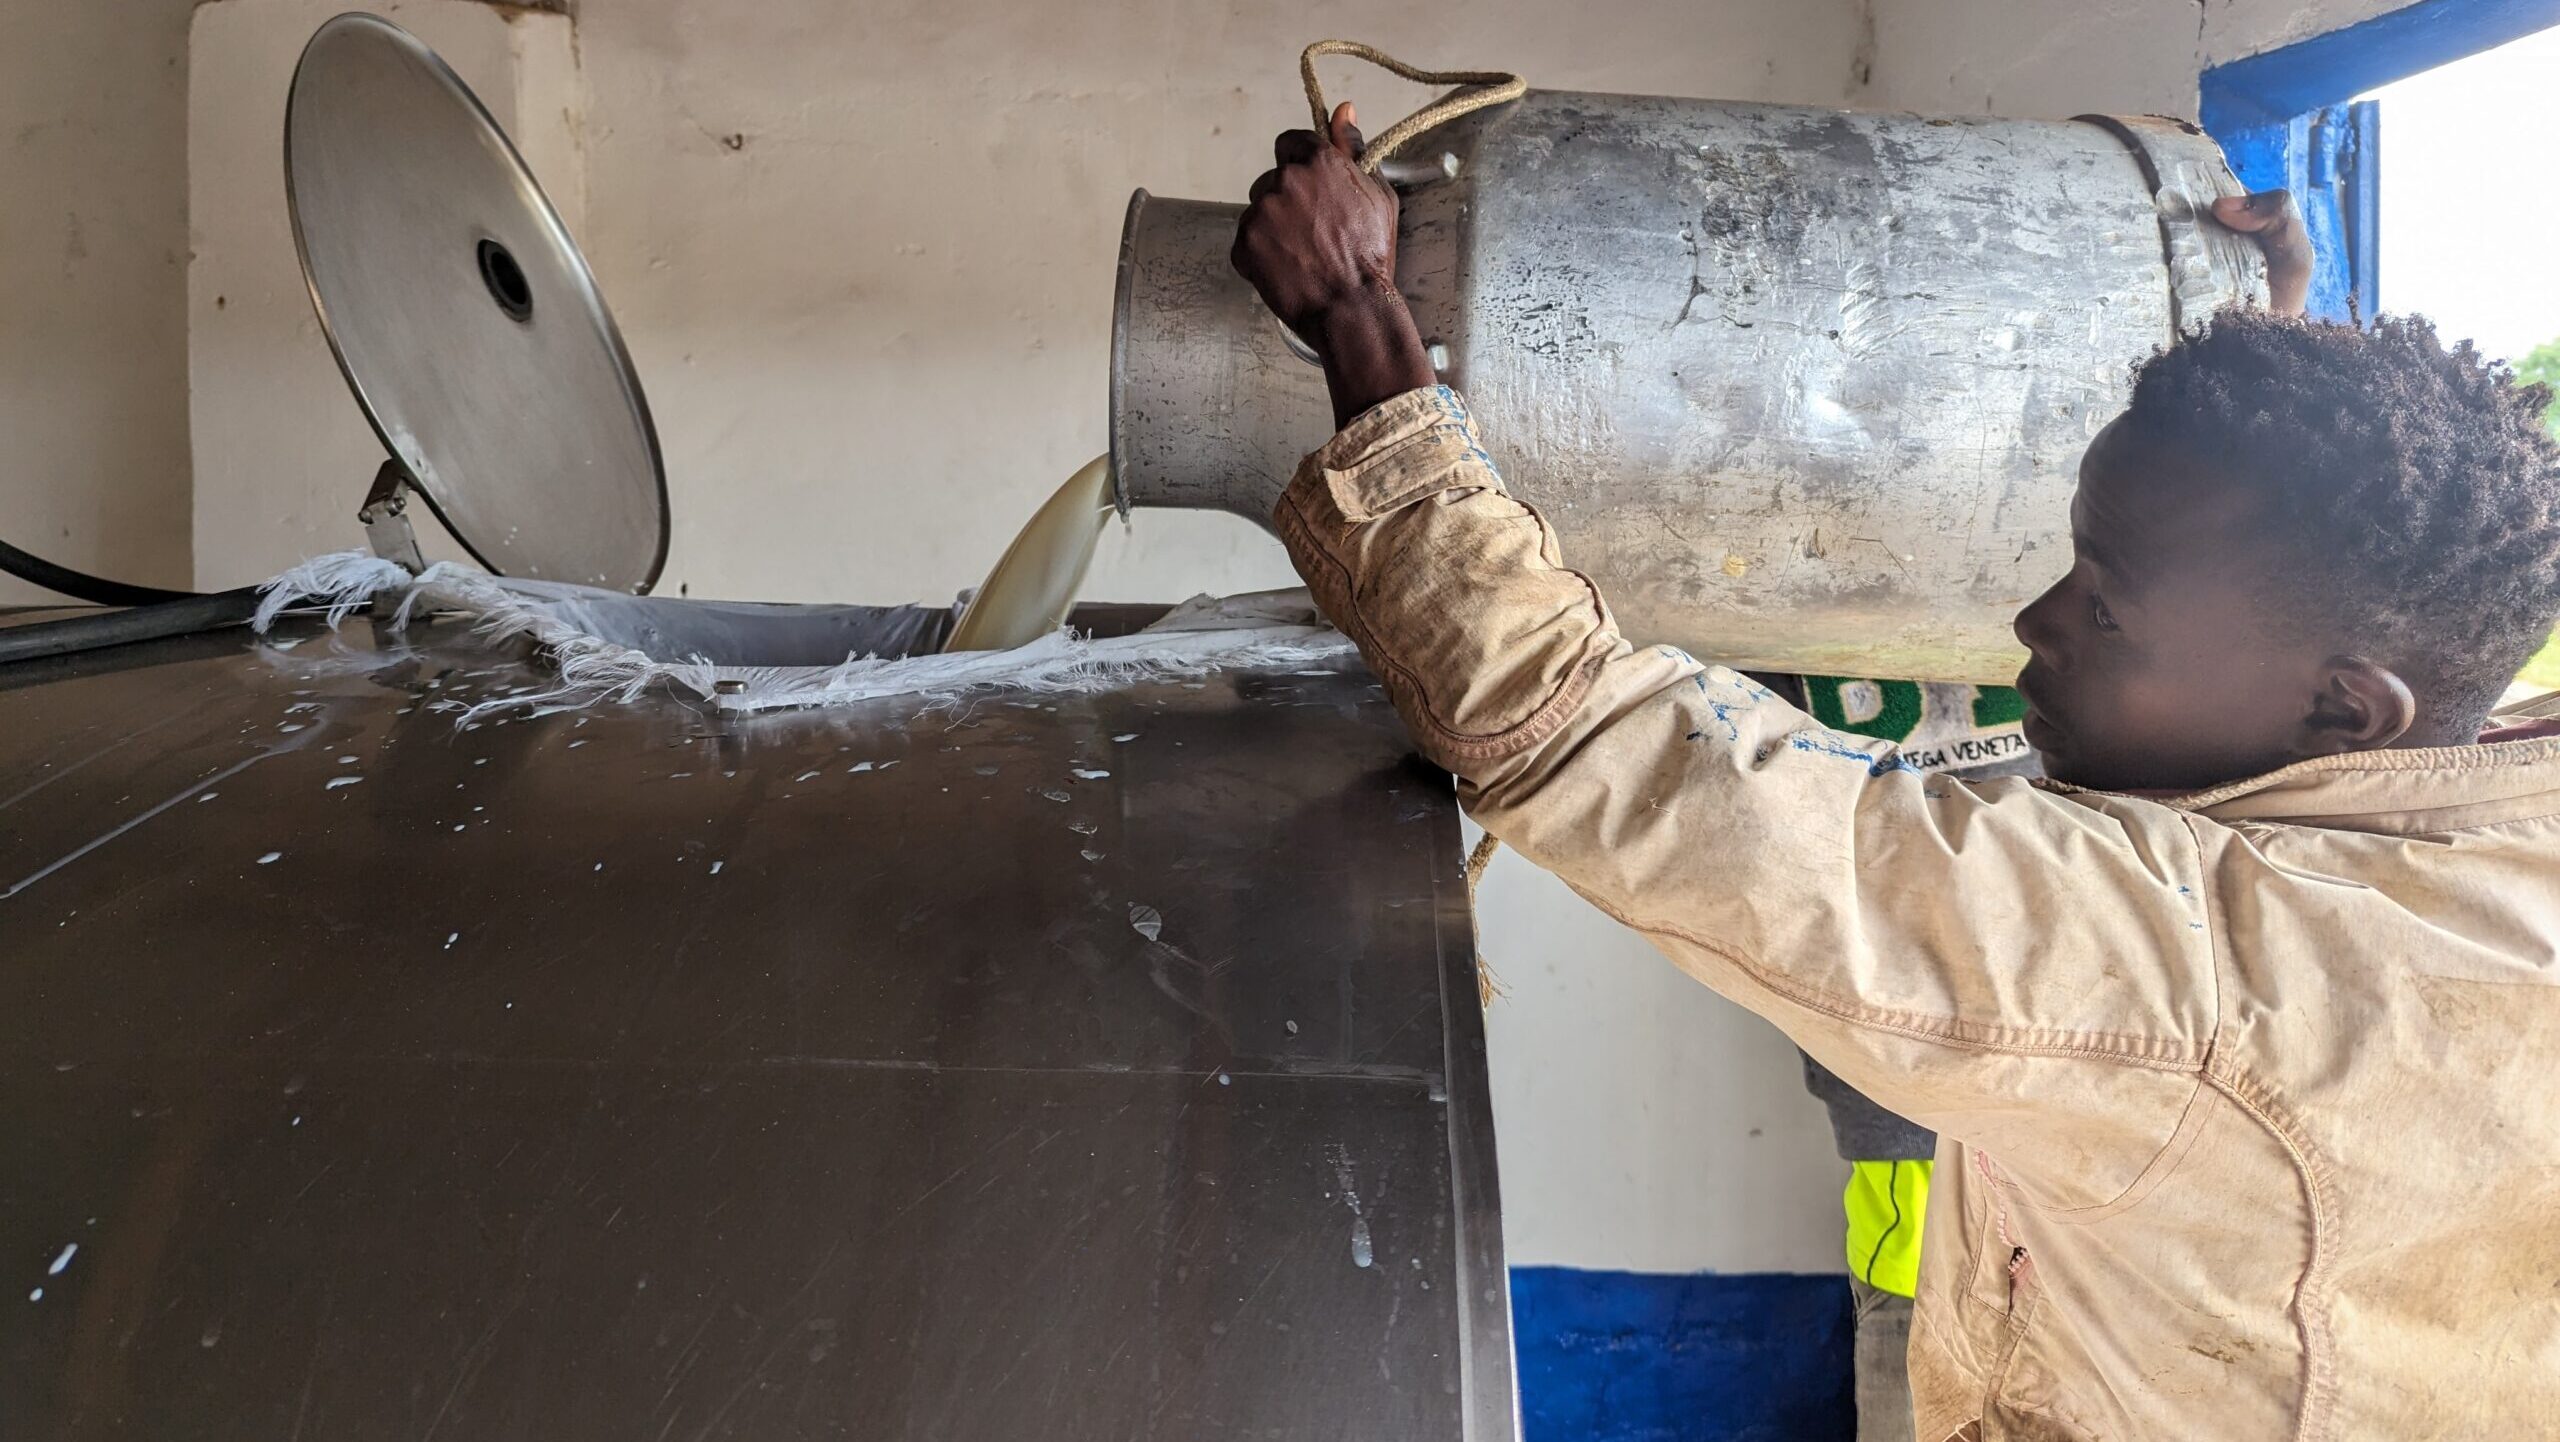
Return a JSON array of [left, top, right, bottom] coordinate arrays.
[[1271, 388, 1629, 785], [1313, 281, 1438, 430]]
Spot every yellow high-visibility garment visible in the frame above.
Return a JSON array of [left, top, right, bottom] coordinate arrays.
[[1845, 1159, 1931, 1300]]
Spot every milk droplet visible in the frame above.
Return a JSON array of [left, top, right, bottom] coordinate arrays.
[[1129, 904, 1163, 941]]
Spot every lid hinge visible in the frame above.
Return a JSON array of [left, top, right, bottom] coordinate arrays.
[[358, 460, 427, 575]]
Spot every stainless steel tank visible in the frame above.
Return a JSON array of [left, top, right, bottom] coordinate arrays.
[[0, 606, 1512, 1438], [1112, 96, 2267, 682]]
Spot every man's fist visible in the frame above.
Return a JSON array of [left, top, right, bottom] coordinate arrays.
[[2211, 189, 2313, 318], [1232, 103, 1403, 341]]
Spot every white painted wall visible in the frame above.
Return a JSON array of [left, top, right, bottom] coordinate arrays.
[[567, 0, 1869, 611], [1857, 0, 2417, 117], [1471, 824, 1850, 1273], [0, 0, 198, 605]]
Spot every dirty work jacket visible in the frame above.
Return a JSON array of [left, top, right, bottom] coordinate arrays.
[[1273, 387, 2560, 1442]]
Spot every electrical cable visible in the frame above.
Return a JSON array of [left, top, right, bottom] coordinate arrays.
[[0, 535, 199, 608]]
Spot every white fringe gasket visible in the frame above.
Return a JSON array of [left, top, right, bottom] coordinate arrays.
[[253, 551, 1356, 717]]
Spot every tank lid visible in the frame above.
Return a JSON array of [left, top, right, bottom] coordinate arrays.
[[285, 13, 668, 593]]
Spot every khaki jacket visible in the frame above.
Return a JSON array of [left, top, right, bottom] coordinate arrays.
[[1275, 388, 2560, 1441]]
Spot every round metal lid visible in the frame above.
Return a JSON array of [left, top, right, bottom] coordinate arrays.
[[286, 13, 668, 593]]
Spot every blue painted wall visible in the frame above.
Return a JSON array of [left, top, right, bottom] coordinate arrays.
[[2203, 0, 2560, 321], [2201, 0, 2560, 131], [1509, 1268, 1854, 1442]]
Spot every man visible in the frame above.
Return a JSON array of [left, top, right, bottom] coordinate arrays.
[[1231, 103, 2560, 1437]]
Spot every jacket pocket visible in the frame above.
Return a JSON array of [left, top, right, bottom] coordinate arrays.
[[1956, 1151, 2046, 1404], [1321, 420, 1497, 521]]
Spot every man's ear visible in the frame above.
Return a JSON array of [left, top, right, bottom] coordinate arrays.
[[2300, 656, 2417, 756]]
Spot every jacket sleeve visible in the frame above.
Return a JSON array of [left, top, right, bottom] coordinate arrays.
[[1274, 388, 2220, 1197]]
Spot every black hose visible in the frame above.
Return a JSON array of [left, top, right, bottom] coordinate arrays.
[[0, 530, 288, 668], [0, 588, 268, 667], [0, 536, 199, 607]]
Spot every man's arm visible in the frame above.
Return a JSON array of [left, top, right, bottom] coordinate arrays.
[[1232, 116, 2239, 1195], [1263, 381, 2221, 1202]]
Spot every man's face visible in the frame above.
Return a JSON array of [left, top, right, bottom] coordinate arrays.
[[2011, 419, 2332, 793]]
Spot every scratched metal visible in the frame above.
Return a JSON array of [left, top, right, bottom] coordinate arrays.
[[0, 616, 1510, 1439], [1112, 94, 2267, 683]]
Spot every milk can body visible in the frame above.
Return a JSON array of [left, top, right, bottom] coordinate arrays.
[[1112, 93, 2263, 682]]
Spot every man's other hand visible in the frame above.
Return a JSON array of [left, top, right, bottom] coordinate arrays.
[[2211, 189, 2312, 317]]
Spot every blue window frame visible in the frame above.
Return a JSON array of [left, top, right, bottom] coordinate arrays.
[[2201, 0, 2560, 322]]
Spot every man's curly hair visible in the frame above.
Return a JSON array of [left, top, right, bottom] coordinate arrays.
[[2118, 309, 2560, 729]]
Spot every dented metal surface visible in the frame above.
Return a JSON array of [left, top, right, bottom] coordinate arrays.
[[0, 616, 1510, 1439], [1113, 93, 2265, 682]]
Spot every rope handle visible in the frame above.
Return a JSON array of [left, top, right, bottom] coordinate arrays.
[[1464, 831, 1508, 1006], [1299, 40, 1526, 175]]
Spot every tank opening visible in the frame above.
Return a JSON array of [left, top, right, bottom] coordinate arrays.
[[476, 238, 533, 322], [440, 592, 1175, 668]]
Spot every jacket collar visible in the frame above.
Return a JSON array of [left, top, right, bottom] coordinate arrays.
[[2043, 721, 2560, 834], [2165, 722, 2560, 833]]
